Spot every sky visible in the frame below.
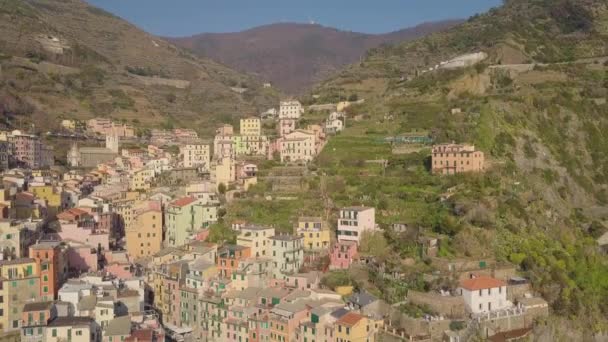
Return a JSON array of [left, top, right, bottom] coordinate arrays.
[[86, 0, 502, 37]]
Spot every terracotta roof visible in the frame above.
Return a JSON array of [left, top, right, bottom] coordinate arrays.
[[460, 276, 505, 291], [337, 312, 364, 326], [170, 196, 197, 207], [57, 208, 89, 221], [125, 329, 153, 342]]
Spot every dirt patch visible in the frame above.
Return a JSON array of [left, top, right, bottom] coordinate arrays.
[[447, 72, 491, 99]]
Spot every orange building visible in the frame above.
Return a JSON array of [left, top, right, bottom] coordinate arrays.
[[217, 245, 251, 278], [29, 241, 68, 300], [431, 143, 485, 175]]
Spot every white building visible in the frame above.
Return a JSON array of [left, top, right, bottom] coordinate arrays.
[[269, 234, 304, 279], [458, 275, 510, 314], [325, 112, 345, 134], [336, 206, 376, 244], [279, 100, 304, 119], [180, 143, 210, 170]]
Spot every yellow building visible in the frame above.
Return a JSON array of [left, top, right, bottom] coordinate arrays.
[[130, 169, 154, 191], [126, 207, 163, 259], [334, 312, 382, 342], [296, 217, 331, 251], [239, 117, 262, 136], [213, 157, 236, 190], [29, 184, 62, 216], [0, 258, 41, 332]]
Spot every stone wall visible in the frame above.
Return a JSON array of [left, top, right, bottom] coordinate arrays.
[[407, 291, 466, 319]]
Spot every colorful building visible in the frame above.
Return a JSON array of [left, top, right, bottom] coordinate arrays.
[[217, 245, 251, 279], [329, 241, 358, 270], [240, 117, 262, 136], [269, 235, 304, 279], [237, 225, 275, 258], [336, 206, 376, 244], [180, 143, 211, 170], [125, 207, 163, 259], [30, 241, 68, 300], [431, 143, 485, 175], [166, 197, 218, 247], [295, 217, 331, 251], [0, 258, 41, 332]]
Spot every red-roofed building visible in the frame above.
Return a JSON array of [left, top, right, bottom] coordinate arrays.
[[458, 275, 510, 314], [334, 312, 382, 342], [170, 196, 197, 208], [56, 208, 91, 223]]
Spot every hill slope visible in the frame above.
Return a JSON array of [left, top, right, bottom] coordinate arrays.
[[310, 0, 608, 333], [0, 0, 280, 134], [168, 20, 462, 94]]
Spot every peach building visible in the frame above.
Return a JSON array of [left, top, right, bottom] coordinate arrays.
[[277, 130, 316, 163], [125, 204, 163, 259], [431, 143, 485, 175]]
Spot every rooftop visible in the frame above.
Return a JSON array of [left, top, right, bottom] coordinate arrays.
[[269, 234, 301, 241], [341, 206, 373, 212], [48, 316, 93, 327], [0, 257, 35, 266], [337, 312, 364, 326], [170, 196, 197, 207], [460, 276, 506, 291], [23, 301, 54, 312], [105, 315, 132, 336]]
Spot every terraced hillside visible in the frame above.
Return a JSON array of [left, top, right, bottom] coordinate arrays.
[[0, 0, 280, 135], [305, 0, 608, 335]]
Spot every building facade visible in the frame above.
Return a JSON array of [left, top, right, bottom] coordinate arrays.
[[431, 143, 485, 175], [336, 207, 376, 244], [181, 143, 211, 170]]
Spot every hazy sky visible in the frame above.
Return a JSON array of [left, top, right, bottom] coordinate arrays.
[[86, 0, 502, 37]]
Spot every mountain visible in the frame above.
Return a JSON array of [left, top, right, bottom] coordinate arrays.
[[0, 0, 280, 135], [309, 0, 608, 333], [168, 20, 462, 94]]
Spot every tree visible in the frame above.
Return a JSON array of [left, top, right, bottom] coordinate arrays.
[[359, 231, 390, 259], [218, 183, 227, 195]]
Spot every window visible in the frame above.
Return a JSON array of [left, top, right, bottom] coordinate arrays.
[[479, 289, 482, 296], [43, 275, 48, 282]]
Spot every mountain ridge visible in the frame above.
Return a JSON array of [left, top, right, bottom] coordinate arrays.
[[168, 20, 463, 94], [0, 0, 280, 136]]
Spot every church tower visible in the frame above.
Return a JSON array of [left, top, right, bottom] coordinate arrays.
[[67, 142, 80, 167], [106, 132, 119, 153]]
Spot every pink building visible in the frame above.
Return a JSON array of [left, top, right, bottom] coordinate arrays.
[[277, 118, 296, 137], [105, 262, 134, 279], [8, 130, 53, 168], [58, 222, 110, 251], [283, 272, 321, 291], [65, 241, 98, 272], [248, 315, 270, 342], [163, 277, 181, 326], [329, 241, 358, 270]]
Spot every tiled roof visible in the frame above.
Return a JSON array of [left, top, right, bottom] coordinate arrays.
[[337, 312, 364, 326], [170, 196, 197, 207], [23, 301, 54, 312], [460, 276, 505, 291]]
